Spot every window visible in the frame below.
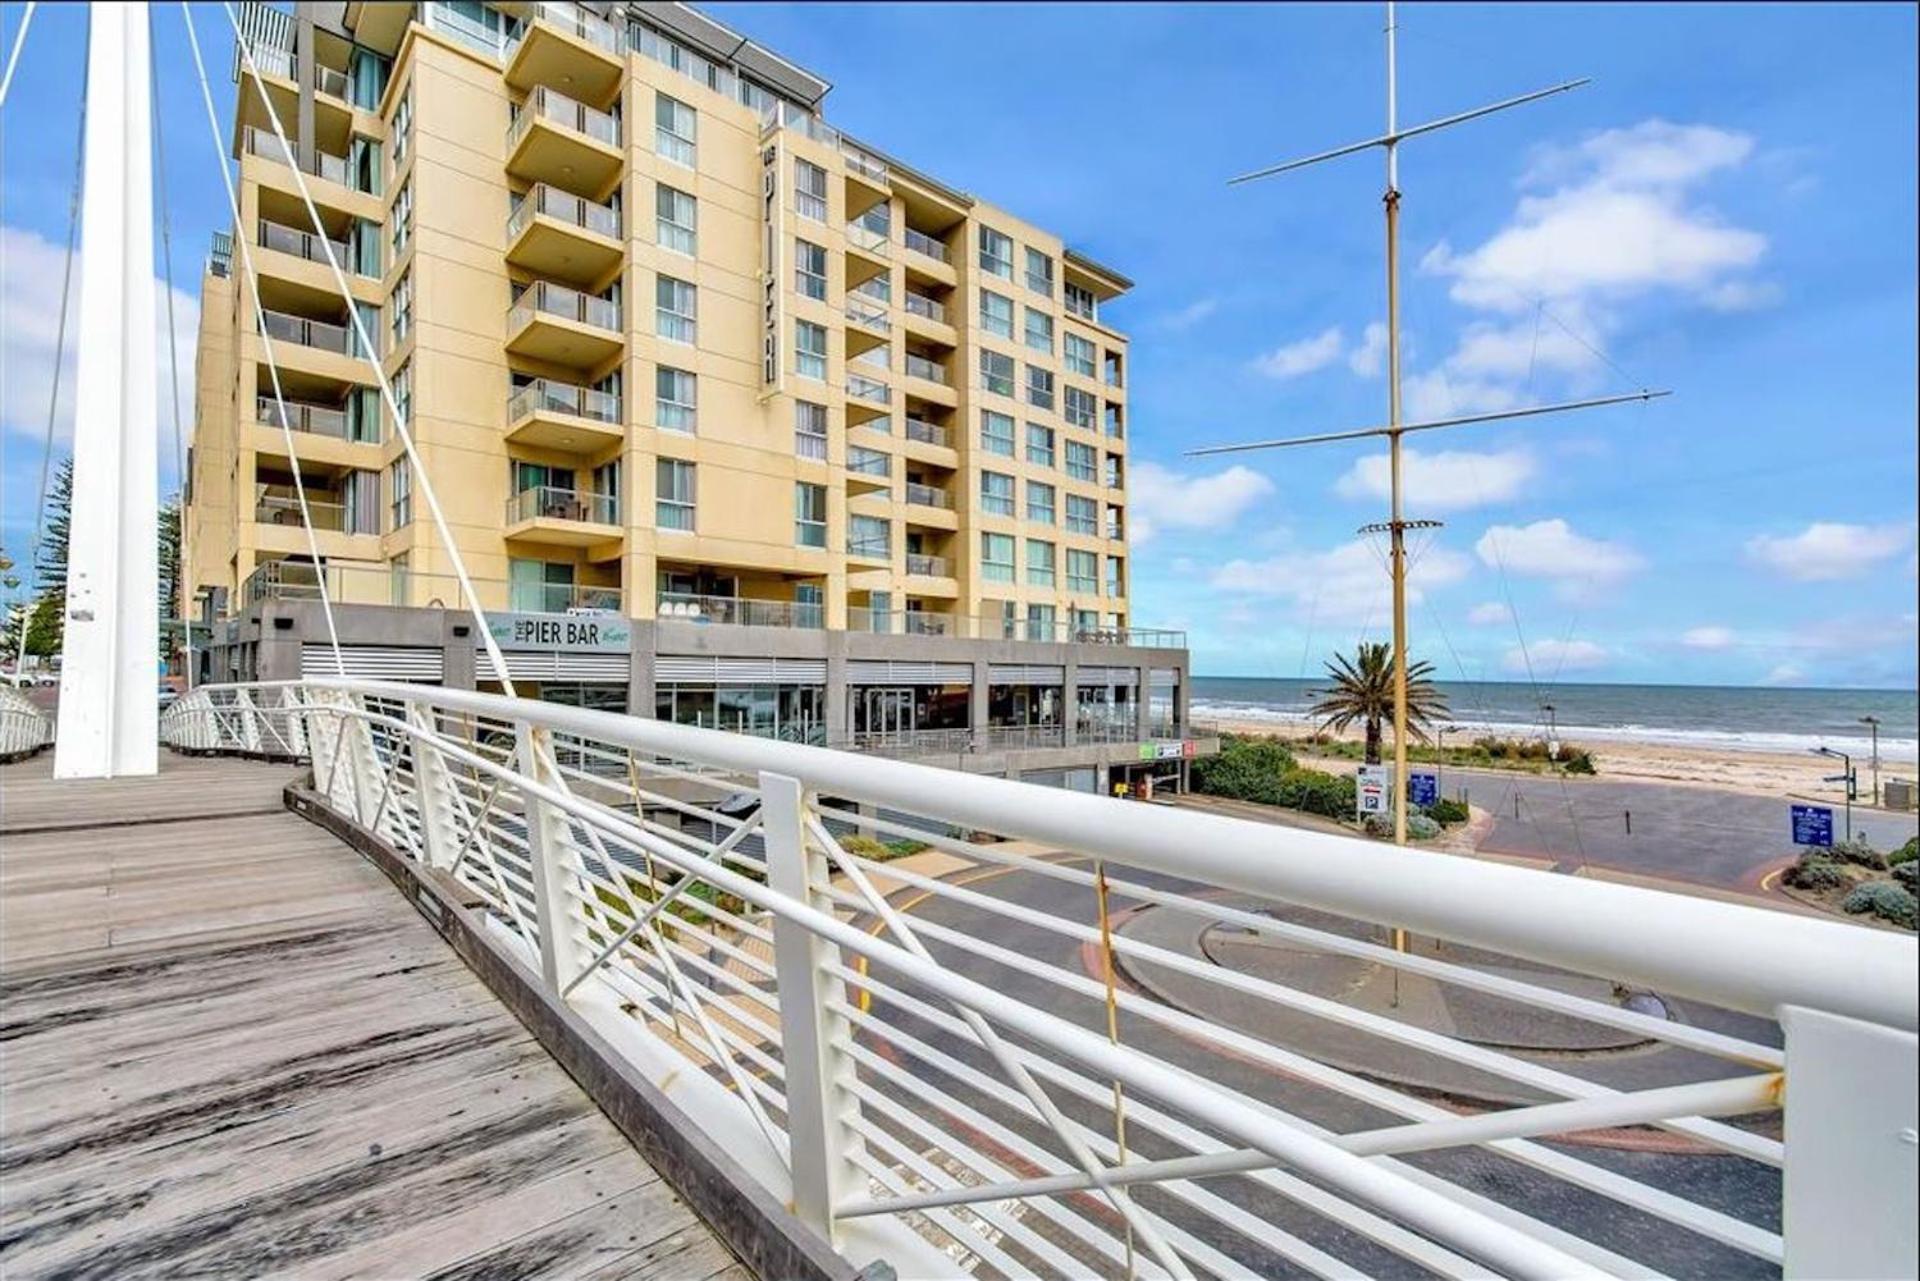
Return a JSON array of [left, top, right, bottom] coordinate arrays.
[[656, 275, 696, 343], [980, 470, 1015, 516], [509, 558, 573, 613], [657, 458, 695, 531], [849, 514, 889, 559], [1026, 538, 1056, 587], [1067, 548, 1098, 592], [1026, 423, 1055, 467], [1107, 555, 1125, 597], [795, 400, 828, 458], [389, 552, 411, 606], [655, 92, 695, 166], [1064, 332, 1096, 378], [981, 532, 1015, 583], [391, 360, 412, 429], [1026, 602, 1056, 638], [390, 269, 412, 344], [390, 179, 412, 255], [1105, 453, 1124, 489], [390, 85, 413, 168], [1064, 385, 1096, 430], [1067, 493, 1099, 535], [795, 319, 827, 379], [1065, 439, 1096, 482], [1026, 365, 1055, 411], [1025, 247, 1054, 296], [1104, 350, 1124, 387], [1065, 280, 1097, 321], [980, 410, 1015, 457], [594, 459, 622, 521], [1024, 308, 1053, 354], [656, 185, 696, 255], [656, 366, 696, 433], [795, 238, 827, 300], [1105, 401, 1124, 438], [794, 158, 827, 221], [978, 227, 1013, 279], [387, 457, 411, 528], [979, 290, 1013, 339], [981, 349, 1014, 397], [1026, 480, 1055, 525], [794, 482, 828, 548]]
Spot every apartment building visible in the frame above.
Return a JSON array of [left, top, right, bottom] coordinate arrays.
[[187, 0, 1210, 792]]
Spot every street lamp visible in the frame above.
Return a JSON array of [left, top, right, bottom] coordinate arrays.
[[1435, 722, 1458, 798], [1812, 746, 1856, 842], [1541, 703, 1559, 763], [1859, 715, 1881, 809]]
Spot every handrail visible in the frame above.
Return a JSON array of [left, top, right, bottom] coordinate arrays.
[[508, 85, 620, 151], [505, 484, 619, 526], [903, 481, 951, 509], [256, 394, 350, 439], [509, 279, 622, 333], [903, 417, 950, 448], [508, 378, 622, 424], [904, 227, 949, 263], [508, 182, 621, 241]]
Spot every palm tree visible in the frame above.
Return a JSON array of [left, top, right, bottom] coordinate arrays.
[[1310, 642, 1450, 764]]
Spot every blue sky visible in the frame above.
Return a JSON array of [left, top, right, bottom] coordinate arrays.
[[4, 3, 1915, 688]]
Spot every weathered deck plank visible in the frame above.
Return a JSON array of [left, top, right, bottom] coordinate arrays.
[[0, 753, 736, 1280]]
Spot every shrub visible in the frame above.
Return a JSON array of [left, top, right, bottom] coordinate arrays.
[[1890, 836, 1918, 867], [1840, 882, 1918, 930], [1893, 861, 1917, 892], [1406, 813, 1441, 840], [1190, 735, 1298, 804], [838, 834, 894, 860], [1560, 749, 1596, 775], [1784, 855, 1848, 893], [1275, 767, 1356, 819], [885, 838, 930, 858], [1424, 796, 1470, 826], [1831, 837, 1887, 870]]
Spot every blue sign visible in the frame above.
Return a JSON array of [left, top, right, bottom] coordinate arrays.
[[1791, 804, 1834, 848], [1408, 771, 1439, 809]]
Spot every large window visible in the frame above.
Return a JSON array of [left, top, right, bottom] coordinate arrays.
[[1026, 423, 1055, 467], [1106, 555, 1126, 598], [794, 158, 828, 221], [390, 179, 412, 255], [1024, 308, 1053, 354], [978, 226, 1013, 279], [1026, 538, 1056, 587], [387, 457, 411, 528], [794, 482, 828, 548], [1025, 247, 1054, 296], [980, 470, 1015, 516], [1026, 480, 1056, 525], [849, 514, 890, 559], [795, 238, 827, 300], [1065, 439, 1097, 482], [656, 366, 696, 433], [390, 84, 413, 168], [1067, 548, 1098, 593], [655, 92, 695, 166], [391, 360, 412, 429], [795, 319, 827, 379], [1064, 385, 1096, 430], [1065, 280, 1097, 321], [656, 275, 696, 343], [979, 290, 1013, 339], [656, 184, 697, 255], [981, 532, 1015, 583], [509, 558, 573, 614], [795, 400, 828, 458], [390, 269, 412, 344], [1065, 332, 1097, 378], [1067, 493, 1099, 535], [980, 410, 1015, 457], [656, 459, 695, 531], [981, 349, 1014, 398], [1026, 365, 1055, 411]]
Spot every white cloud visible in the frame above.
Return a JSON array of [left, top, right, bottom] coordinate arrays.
[[1250, 326, 1344, 380], [1155, 296, 1219, 331], [1745, 522, 1915, 582], [1347, 322, 1388, 377], [1129, 461, 1274, 544], [1475, 519, 1643, 586], [1761, 663, 1804, 687], [1467, 601, 1512, 626], [1, 224, 199, 468], [1211, 538, 1472, 625], [1681, 625, 1737, 650], [1334, 447, 1534, 512], [1505, 638, 1609, 675]]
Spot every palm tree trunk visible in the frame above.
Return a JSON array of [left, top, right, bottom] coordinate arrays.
[[1365, 716, 1382, 765]]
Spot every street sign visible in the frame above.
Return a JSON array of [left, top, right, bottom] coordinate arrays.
[[1408, 771, 1439, 809], [1791, 804, 1834, 848], [1356, 765, 1390, 817]]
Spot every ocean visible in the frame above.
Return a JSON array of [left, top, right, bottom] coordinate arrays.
[[1190, 676, 1920, 763]]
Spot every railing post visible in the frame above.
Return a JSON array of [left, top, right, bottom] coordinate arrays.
[[1780, 1006, 1918, 1278], [761, 770, 862, 1244], [236, 688, 263, 754], [410, 703, 459, 870], [518, 722, 587, 992], [340, 694, 383, 827]]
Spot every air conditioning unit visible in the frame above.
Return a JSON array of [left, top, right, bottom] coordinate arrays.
[[1883, 778, 1915, 811]]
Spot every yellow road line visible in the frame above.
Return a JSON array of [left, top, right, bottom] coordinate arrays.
[[855, 859, 1030, 1012]]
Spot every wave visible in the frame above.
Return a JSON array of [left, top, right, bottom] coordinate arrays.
[[1190, 700, 1920, 763]]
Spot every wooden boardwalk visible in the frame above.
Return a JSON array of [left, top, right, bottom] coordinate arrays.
[[0, 752, 745, 1281]]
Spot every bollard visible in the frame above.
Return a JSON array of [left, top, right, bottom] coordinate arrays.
[[1624, 809, 1632, 836]]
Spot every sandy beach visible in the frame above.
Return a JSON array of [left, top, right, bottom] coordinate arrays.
[[1195, 715, 1918, 806]]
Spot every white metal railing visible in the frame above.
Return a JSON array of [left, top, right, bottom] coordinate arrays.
[[0, 685, 54, 757], [508, 84, 620, 151], [506, 485, 619, 526], [508, 378, 622, 425], [904, 227, 949, 263], [658, 593, 824, 630], [161, 678, 1919, 1281], [512, 0, 622, 58], [508, 183, 621, 241], [509, 280, 622, 335]]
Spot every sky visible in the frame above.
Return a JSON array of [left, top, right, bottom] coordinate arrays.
[[3, 3, 1916, 689]]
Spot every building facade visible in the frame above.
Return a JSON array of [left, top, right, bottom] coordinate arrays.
[[187, 0, 1210, 790]]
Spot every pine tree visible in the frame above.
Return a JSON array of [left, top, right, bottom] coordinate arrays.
[[25, 461, 73, 657]]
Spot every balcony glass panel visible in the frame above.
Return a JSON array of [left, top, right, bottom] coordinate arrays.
[[506, 485, 620, 525]]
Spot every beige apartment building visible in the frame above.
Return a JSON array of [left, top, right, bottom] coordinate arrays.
[[188, 0, 1208, 791]]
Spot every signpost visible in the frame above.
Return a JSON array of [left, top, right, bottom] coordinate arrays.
[[1791, 804, 1835, 849], [1356, 764, 1390, 818], [1408, 770, 1438, 810]]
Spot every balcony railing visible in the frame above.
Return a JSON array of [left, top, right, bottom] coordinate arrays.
[[1077, 714, 1146, 744], [903, 482, 952, 510], [509, 582, 624, 614], [512, 0, 622, 57], [904, 417, 950, 448], [844, 297, 890, 334], [658, 593, 824, 630], [903, 292, 947, 324], [845, 222, 890, 257], [905, 552, 949, 577], [508, 85, 621, 150], [843, 144, 888, 184], [904, 354, 948, 385], [260, 308, 357, 356], [980, 724, 1067, 751], [243, 126, 362, 192], [508, 378, 623, 425], [846, 447, 890, 478], [255, 493, 348, 531], [259, 218, 349, 268], [849, 726, 973, 756], [314, 63, 350, 101], [256, 395, 349, 440], [507, 183, 621, 241], [505, 485, 619, 526], [904, 228, 949, 263], [510, 280, 622, 333], [847, 374, 891, 406]]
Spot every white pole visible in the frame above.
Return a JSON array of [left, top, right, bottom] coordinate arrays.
[[56, 1, 158, 779]]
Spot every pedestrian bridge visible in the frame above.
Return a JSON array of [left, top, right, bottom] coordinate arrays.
[[1, 680, 1914, 1280]]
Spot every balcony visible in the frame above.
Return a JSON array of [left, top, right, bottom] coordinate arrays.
[[509, 582, 624, 615], [842, 142, 888, 189], [254, 492, 347, 532], [256, 395, 351, 441], [506, 184, 622, 287], [903, 417, 952, 450], [905, 552, 950, 578], [243, 127, 371, 197], [506, 379, 624, 453], [844, 296, 890, 336], [904, 354, 949, 386], [903, 482, 953, 510], [657, 593, 824, 630], [903, 292, 948, 325], [506, 281, 623, 367], [260, 308, 360, 358], [506, 86, 622, 194], [846, 373, 891, 409], [505, 1, 624, 103], [258, 218, 348, 270], [845, 222, 890, 261], [904, 228, 949, 264], [504, 485, 622, 546]]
